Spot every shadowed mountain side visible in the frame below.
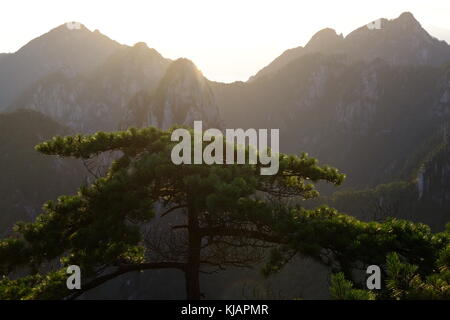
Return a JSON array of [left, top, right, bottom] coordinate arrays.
[[212, 53, 450, 188], [0, 109, 85, 235]]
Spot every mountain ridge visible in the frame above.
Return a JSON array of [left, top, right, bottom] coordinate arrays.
[[250, 12, 450, 81], [0, 22, 123, 110]]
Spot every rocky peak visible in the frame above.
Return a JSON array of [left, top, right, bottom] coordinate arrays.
[[127, 58, 222, 130], [163, 58, 203, 81], [344, 12, 450, 65], [396, 12, 421, 26], [251, 12, 450, 81], [0, 22, 123, 110], [133, 41, 150, 50], [305, 28, 344, 52]]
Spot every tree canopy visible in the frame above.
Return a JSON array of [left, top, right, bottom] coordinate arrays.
[[0, 126, 448, 300]]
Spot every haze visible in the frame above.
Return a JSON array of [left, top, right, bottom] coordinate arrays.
[[0, 0, 449, 82]]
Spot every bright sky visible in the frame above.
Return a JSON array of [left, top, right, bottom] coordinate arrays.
[[0, 0, 449, 82]]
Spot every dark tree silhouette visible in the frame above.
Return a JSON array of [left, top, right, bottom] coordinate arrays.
[[0, 127, 446, 299]]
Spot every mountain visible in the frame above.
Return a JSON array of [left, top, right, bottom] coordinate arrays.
[[126, 58, 222, 129], [1, 12, 450, 299], [11, 42, 172, 132], [213, 12, 450, 192], [251, 12, 450, 81], [5, 25, 221, 133], [0, 53, 9, 62], [306, 121, 450, 232], [2, 12, 449, 234], [0, 109, 85, 235], [214, 54, 450, 189], [0, 23, 122, 110], [344, 12, 450, 66]]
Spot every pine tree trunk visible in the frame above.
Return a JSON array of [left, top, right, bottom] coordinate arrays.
[[185, 252, 201, 299], [185, 202, 201, 300]]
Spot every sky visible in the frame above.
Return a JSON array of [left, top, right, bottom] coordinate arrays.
[[0, 0, 450, 82]]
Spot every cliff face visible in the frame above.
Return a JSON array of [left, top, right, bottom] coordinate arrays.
[[214, 53, 450, 188], [10, 43, 172, 132], [126, 58, 222, 130], [251, 12, 450, 82], [0, 23, 122, 110], [417, 141, 450, 204], [9, 42, 221, 133], [213, 12, 450, 189]]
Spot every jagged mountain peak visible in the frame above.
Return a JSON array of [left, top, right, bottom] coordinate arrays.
[[124, 57, 221, 130], [0, 22, 123, 109], [352, 12, 420, 34], [251, 12, 450, 81], [167, 58, 201, 74], [305, 28, 344, 51], [397, 11, 420, 24], [101, 41, 168, 66], [131, 42, 162, 56], [133, 41, 150, 49], [347, 12, 422, 38], [160, 58, 205, 87], [390, 12, 426, 34], [53, 21, 89, 32], [156, 58, 208, 100], [343, 11, 450, 66], [10, 37, 172, 132], [15, 22, 119, 55], [250, 28, 343, 81]]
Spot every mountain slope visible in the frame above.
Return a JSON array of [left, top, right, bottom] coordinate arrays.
[[11, 42, 172, 132], [251, 12, 450, 81], [214, 52, 450, 189], [126, 58, 222, 129], [0, 109, 85, 235], [7, 28, 221, 133], [0, 23, 122, 110]]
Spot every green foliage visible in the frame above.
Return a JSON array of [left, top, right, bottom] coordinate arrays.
[[0, 126, 345, 299], [0, 269, 70, 300], [330, 273, 376, 300], [329, 226, 450, 300], [0, 125, 447, 300], [262, 206, 448, 279], [315, 177, 448, 232], [384, 249, 450, 300]]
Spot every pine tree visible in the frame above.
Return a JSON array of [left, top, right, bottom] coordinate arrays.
[[0, 126, 447, 299], [329, 242, 450, 300]]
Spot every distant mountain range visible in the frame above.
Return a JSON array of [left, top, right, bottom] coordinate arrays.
[[0, 24, 122, 110], [213, 12, 450, 190], [250, 12, 450, 81], [0, 23, 220, 132], [1, 11, 450, 228], [1, 11, 450, 299], [1, 13, 450, 134]]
